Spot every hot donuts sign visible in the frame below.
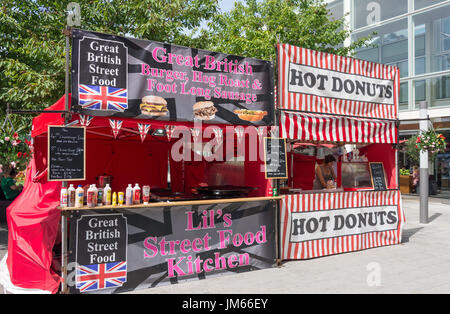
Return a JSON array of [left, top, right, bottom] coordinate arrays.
[[71, 29, 274, 126]]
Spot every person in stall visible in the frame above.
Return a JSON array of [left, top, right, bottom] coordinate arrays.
[[1, 164, 23, 200], [412, 165, 419, 194], [313, 154, 337, 190]]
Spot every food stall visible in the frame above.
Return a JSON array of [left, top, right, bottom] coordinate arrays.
[[3, 29, 282, 294], [276, 43, 405, 260]]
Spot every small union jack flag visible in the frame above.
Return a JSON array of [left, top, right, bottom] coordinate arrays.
[[138, 123, 151, 143], [76, 262, 127, 292], [79, 84, 128, 112], [79, 114, 94, 127], [109, 119, 123, 139]]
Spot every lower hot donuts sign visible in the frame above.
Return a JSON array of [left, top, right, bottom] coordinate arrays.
[[289, 205, 399, 243]]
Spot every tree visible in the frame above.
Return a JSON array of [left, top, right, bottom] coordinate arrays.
[[0, 0, 219, 132], [204, 0, 371, 62], [405, 136, 420, 164]]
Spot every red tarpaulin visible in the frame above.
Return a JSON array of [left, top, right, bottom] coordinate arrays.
[[288, 153, 316, 190], [5, 95, 67, 293], [6, 154, 62, 293]]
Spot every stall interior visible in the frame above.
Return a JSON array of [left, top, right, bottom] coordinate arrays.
[[281, 141, 397, 194], [33, 115, 272, 207]]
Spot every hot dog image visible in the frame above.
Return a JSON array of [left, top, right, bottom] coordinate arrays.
[[233, 109, 267, 122]]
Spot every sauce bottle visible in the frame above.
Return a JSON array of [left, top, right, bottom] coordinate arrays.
[[87, 185, 95, 208], [97, 187, 104, 206], [92, 184, 98, 206], [118, 192, 125, 205], [133, 183, 141, 205], [104, 184, 112, 205], [75, 185, 84, 208], [112, 191, 117, 206], [67, 184, 76, 207], [60, 187, 68, 208], [125, 184, 133, 205], [142, 185, 150, 204]]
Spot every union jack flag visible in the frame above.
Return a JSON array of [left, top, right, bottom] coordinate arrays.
[[79, 84, 128, 112], [79, 114, 94, 127], [109, 119, 123, 139], [76, 262, 127, 292], [138, 123, 151, 142]]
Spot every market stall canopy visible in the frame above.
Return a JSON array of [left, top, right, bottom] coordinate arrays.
[[31, 95, 69, 137], [279, 111, 398, 144]]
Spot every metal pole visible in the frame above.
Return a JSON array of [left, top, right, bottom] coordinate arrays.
[[419, 101, 429, 224], [61, 26, 71, 293]]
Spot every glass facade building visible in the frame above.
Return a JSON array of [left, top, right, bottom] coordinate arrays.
[[327, 0, 450, 198]]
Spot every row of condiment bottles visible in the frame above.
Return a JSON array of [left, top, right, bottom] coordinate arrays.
[[60, 183, 151, 208]]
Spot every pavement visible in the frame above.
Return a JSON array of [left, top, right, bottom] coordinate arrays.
[[0, 223, 6, 261], [0, 195, 450, 294]]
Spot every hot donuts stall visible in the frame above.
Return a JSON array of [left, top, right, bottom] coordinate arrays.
[[276, 43, 405, 260], [2, 29, 282, 294]]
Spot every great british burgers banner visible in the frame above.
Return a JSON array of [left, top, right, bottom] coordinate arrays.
[[277, 43, 400, 120], [71, 29, 274, 125]]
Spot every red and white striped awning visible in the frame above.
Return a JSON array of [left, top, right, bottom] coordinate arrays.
[[277, 43, 400, 120], [280, 111, 398, 144]]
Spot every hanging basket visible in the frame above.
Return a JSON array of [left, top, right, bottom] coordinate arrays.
[[414, 130, 447, 158], [0, 130, 33, 172]]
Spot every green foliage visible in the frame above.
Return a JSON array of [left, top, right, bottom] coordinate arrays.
[[405, 136, 420, 163], [0, 0, 373, 135], [0, 0, 219, 132], [399, 168, 410, 176], [204, 0, 372, 61]]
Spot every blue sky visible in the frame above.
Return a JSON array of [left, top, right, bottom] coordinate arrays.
[[196, 0, 237, 30], [219, 0, 237, 12]]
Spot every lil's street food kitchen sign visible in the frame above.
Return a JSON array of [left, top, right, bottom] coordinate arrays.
[[71, 29, 274, 125], [68, 200, 276, 294]]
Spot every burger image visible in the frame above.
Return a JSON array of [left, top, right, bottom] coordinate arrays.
[[234, 109, 267, 122], [140, 96, 169, 116], [193, 101, 217, 120]]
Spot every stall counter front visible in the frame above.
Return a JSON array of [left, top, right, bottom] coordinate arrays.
[[279, 190, 404, 260], [60, 196, 282, 294]]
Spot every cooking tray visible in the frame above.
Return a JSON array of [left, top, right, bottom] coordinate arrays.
[[194, 185, 258, 198], [150, 188, 204, 201]]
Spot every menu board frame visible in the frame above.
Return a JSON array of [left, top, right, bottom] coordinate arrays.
[[369, 162, 388, 191], [263, 137, 288, 179], [47, 125, 86, 182]]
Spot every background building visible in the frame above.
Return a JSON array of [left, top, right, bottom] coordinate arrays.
[[326, 0, 450, 198]]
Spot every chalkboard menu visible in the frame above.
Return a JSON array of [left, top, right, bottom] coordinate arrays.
[[369, 162, 387, 190], [263, 137, 288, 179], [48, 126, 86, 181]]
